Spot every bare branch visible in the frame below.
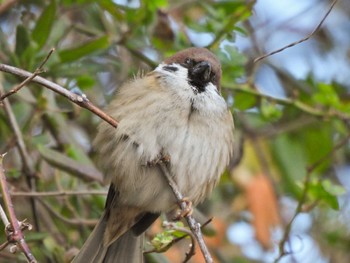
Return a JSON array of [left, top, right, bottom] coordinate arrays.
[[0, 85, 35, 175], [0, 203, 10, 227], [0, 63, 118, 128], [0, 154, 37, 262], [158, 163, 214, 263], [163, 221, 196, 263], [0, 48, 54, 101], [0, 82, 41, 231], [9, 190, 107, 197], [254, 0, 338, 63], [224, 83, 350, 121]]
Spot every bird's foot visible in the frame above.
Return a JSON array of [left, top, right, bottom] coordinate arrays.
[[173, 198, 193, 220], [147, 151, 171, 166]]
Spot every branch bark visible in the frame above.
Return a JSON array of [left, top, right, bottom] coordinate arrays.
[[158, 163, 213, 263], [0, 63, 118, 128], [0, 154, 37, 263], [254, 0, 338, 63]]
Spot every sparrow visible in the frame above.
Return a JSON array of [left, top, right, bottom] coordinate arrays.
[[73, 47, 234, 263]]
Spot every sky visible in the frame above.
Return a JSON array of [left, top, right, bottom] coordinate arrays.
[[236, 0, 350, 89]]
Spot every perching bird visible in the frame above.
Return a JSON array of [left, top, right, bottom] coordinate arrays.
[[73, 47, 234, 263]]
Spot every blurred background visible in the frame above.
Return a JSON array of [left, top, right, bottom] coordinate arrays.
[[0, 0, 350, 262]]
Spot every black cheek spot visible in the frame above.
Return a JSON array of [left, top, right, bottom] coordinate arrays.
[[163, 65, 179, 72]]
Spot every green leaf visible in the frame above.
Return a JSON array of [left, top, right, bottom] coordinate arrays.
[[308, 180, 339, 210], [76, 75, 96, 90], [234, 92, 257, 110], [150, 222, 187, 251], [100, 1, 124, 20], [271, 134, 307, 196], [144, 0, 168, 12], [37, 145, 103, 183], [322, 179, 346, 196], [4, 169, 21, 179], [32, 1, 56, 48], [151, 231, 174, 250], [302, 124, 332, 171], [15, 25, 30, 57], [312, 83, 339, 107], [26, 232, 49, 242], [260, 98, 282, 121], [59, 36, 109, 63]]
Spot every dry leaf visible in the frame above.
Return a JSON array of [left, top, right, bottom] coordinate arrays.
[[245, 173, 280, 249]]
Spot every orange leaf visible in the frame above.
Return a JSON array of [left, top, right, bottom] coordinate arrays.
[[245, 174, 280, 249]]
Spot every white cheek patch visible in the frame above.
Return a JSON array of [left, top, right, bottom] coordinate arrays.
[[155, 63, 188, 81], [154, 63, 197, 94]]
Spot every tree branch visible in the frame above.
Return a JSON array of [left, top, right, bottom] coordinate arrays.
[[254, 0, 338, 63], [0, 48, 54, 101], [158, 163, 214, 263], [0, 63, 118, 128], [0, 154, 37, 263], [0, 82, 42, 231], [9, 190, 107, 197], [162, 221, 196, 263], [224, 83, 350, 121]]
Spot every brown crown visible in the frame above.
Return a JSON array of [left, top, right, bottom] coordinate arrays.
[[163, 47, 222, 89]]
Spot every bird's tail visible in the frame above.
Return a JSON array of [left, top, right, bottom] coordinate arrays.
[[72, 214, 144, 263]]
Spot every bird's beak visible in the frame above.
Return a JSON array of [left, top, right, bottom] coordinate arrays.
[[191, 61, 211, 82]]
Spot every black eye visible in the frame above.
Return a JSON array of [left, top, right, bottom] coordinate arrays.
[[211, 73, 216, 82], [184, 58, 193, 67]]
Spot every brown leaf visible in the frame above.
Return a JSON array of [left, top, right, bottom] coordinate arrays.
[[245, 174, 280, 249]]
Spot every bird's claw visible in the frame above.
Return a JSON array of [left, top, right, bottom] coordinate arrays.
[[173, 198, 193, 220], [147, 151, 171, 166]]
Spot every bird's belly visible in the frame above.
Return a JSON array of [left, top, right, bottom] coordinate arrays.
[[101, 94, 227, 213], [114, 120, 220, 212]]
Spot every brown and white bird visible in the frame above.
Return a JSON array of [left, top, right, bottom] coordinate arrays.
[[73, 47, 234, 263]]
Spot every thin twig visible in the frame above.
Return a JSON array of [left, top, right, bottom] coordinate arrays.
[[0, 203, 10, 227], [163, 221, 196, 263], [0, 154, 37, 262], [0, 82, 41, 231], [0, 240, 10, 251], [254, 0, 338, 63], [0, 63, 118, 127], [0, 48, 54, 101], [274, 133, 350, 262], [158, 163, 214, 263], [144, 218, 213, 255], [9, 190, 107, 197], [224, 83, 350, 121], [0, 86, 35, 175]]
